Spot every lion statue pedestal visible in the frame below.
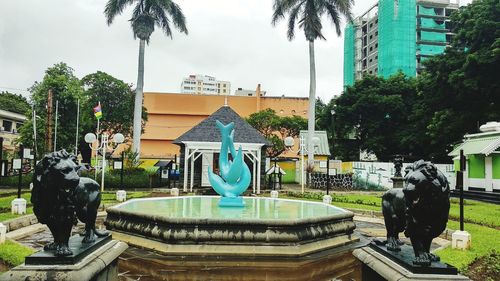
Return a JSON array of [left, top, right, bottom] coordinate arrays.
[[1, 150, 128, 281], [353, 160, 470, 280]]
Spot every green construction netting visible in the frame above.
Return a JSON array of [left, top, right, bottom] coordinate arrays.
[[343, 23, 356, 88], [417, 5, 447, 57], [378, 0, 417, 78]]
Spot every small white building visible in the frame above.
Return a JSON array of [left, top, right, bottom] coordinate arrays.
[[0, 109, 27, 153], [180, 74, 231, 95], [448, 122, 500, 192]]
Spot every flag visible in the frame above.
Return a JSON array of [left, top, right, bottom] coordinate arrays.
[[93, 102, 102, 120]]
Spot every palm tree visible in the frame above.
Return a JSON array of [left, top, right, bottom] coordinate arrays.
[[105, 0, 188, 158], [272, 0, 352, 167]]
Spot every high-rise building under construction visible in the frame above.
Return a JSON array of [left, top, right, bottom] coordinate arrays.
[[343, 0, 459, 87]]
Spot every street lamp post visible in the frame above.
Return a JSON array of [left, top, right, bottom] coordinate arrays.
[[84, 132, 124, 192], [284, 135, 320, 194], [330, 108, 335, 159]]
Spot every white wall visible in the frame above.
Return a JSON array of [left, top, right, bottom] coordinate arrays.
[[352, 161, 455, 189]]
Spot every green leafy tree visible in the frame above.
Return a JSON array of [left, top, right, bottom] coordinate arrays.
[[0, 91, 30, 115], [334, 73, 417, 161], [81, 71, 148, 138], [19, 63, 84, 156], [271, 0, 353, 165], [246, 109, 307, 157], [411, 0, 500, 161], [104, 0, 188, 158]]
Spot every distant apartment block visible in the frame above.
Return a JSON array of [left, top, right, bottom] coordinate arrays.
[[343, 0, 459, 87], [180, 74, 231, 95]]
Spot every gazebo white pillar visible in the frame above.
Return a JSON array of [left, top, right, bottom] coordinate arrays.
[[183, 145, 189, 192]]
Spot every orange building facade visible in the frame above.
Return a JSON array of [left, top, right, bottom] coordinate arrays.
[[141, 91, 309, 159]]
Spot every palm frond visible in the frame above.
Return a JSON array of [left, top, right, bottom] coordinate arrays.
[[271, 0, 301, 26], [151, 3, 173, 38], [271, 0, 352, 41], [301, 0, 324, 41], [165, 1, 188, 35], [330, 0, 354, 22], [324, 2, 342, 36], [287, 5, 302, 41], [104, 0, 135, 25]]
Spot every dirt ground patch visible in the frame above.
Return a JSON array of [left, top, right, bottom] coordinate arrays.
[[464, 251, 500, 281]]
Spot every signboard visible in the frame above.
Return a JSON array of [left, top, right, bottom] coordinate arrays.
[[113, 161, 122, 169], [13, 159, 22, 170], [23, 148, 31, 159], [161, 169, 169, 179]]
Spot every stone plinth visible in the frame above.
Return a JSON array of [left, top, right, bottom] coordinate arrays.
[[270, 190, 279, 198], [11, 198, 27, 215], [170, 188, 179, 196], [323, 195, 332, 204], [353, 246, 470, 281], [452, 230, 471, 250], [0, 223, 6, 244], [1, 239, 128, 281], [116, 190, 127, 202], [391, 177, 404, 189]]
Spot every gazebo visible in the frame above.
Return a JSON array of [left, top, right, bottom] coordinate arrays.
[[173, 106, 269, 194]]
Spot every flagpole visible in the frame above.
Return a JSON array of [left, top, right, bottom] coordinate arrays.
[[95, 117, 100, 180], [32, 105, 37, 162], [94, 102, 100, 180], [75, 99, 79, 156], [54, 100, 58, 152]]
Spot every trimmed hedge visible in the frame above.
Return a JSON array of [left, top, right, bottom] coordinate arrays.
[[81, 168, 159, 189], [0, 173, 33, 189]]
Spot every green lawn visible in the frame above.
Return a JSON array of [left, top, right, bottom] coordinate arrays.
[[282, 191, 500, 273], [436, 221, 500, 271], [0, 240, 34, 267], [100, 191, 152, 204], [449, 198, 500, 228]]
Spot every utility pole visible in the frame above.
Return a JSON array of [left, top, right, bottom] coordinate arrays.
[[46, 90, 53, 152]]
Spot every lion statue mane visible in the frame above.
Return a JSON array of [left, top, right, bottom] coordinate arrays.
[[31, 150, 108, 256], [379, 160, 450, 266]]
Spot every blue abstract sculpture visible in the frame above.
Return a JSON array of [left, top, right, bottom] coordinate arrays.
[[208, 120, 251, 207]]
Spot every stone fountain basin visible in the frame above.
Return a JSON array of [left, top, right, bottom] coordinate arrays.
[[105, 196, 358, 257]]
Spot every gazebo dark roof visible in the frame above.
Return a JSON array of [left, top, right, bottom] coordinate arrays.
[[173, 106, 269, 145]]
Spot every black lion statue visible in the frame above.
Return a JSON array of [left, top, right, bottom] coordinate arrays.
[[31, 150, 108, 256], [379, 160, 450, 266]]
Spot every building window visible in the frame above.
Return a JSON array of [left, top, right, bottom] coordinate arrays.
[[223, 89, 226, 93], [2, 120, 12, 132]]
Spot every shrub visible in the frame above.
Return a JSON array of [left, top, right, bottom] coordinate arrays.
[[81, 169, 155, 189], [0, 173, 33, 189]]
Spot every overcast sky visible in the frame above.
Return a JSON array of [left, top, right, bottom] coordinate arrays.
[[0, 0, 471, 102]]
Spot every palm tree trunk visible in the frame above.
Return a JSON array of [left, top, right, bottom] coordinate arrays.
[[132, 39, 145, 157], [307, 40, 316, 170]]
